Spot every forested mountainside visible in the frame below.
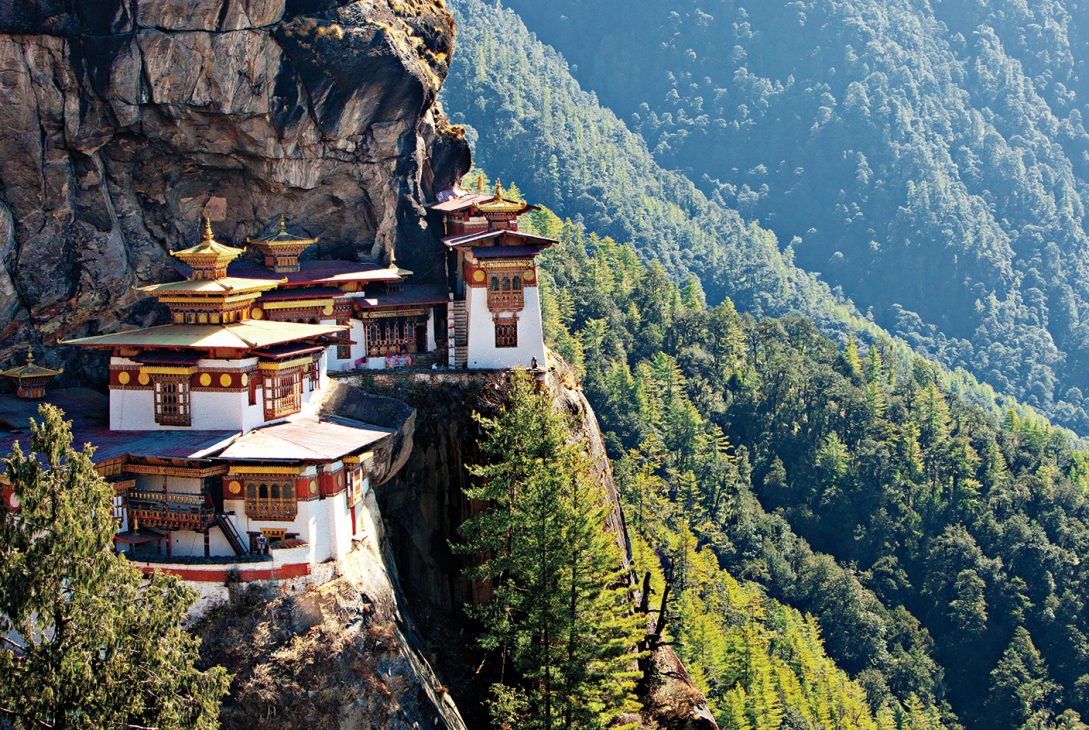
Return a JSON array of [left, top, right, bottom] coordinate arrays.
[[447, 0, 1089, 435], [522, 203, 1089, 729]]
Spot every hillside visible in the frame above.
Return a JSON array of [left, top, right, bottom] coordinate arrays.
[[454, 0, 1089, 434], [529, 207, 1089, 728]]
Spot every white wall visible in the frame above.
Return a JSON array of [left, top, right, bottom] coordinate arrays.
[[324, 317, 367, 373], [109, 354, 333, 432], [465, 286, 547, 369]]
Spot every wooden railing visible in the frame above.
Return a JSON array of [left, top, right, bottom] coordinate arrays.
[[126, 490, 216, 531], [487, 290, 524, 311]]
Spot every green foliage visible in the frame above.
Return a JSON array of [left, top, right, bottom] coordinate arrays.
[[444, 0, 1089, 435], [0, 405, 229, 730], [456, 373, 643, 729], [536, 220, 1089, 728], [474, 0, 1089, 436]]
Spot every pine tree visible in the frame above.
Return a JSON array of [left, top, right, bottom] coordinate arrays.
[[457, 373, 643, 728], [986, 627, 1060, 728], [0, 405, 229, 730]]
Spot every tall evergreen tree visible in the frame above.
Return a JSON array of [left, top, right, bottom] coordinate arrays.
[[0, 405, 229, 730], [457, 373, 643, 729]]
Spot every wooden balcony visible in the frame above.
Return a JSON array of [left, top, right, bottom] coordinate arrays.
[[126, 490, 216, 531], [487, 290, 524, 311]]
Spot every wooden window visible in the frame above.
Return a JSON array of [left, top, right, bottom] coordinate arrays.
[[366, 316, 418, 357], [495, 319, 518, 348], [263, 368, 302, 420], [487, 271, 525, 311], [153, 376, 191, 426], [307, 359, 320, 390], [346, 466, 366, 508], [244, 480, 297, 521], [336, 323, 351, 359]]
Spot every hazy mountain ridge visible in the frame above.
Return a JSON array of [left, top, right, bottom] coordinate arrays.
[[472, 0, 1089, 434]]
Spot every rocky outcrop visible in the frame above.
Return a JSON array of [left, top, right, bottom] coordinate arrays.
[[195, 490, 467, 730], [0, 0, 470, 380], [338, 363, 718, 729]]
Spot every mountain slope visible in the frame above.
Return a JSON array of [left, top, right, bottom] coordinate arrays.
[[480, 0, 1089, 434]]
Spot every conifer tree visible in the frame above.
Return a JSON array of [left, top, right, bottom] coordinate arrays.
[[457, 373, 643, 728], [0, 405, 229, 730]]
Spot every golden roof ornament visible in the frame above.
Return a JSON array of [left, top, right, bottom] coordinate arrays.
[[171, 216, 245, 279], [3, 348, 64, 399], [477, 172, 485, 192], [476, 178, 527, 216]]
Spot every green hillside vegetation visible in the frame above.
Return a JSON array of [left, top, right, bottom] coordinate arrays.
[[463, 0, 1089, 434], [524, 203, 1089, 729], [443, 0, 1064, 439]]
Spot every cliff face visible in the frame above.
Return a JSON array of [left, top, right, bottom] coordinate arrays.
[[195, 490, 468, 730], [343, 366, 718, 729], [0, 0, 470, 379]]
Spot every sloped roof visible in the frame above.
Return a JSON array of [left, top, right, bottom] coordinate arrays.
[[137, 277, 283, 295], [442, 229, 557, 249], [229, 260, 410, 286], [217, 414, 392, 462], [62, 320, 346, 350]]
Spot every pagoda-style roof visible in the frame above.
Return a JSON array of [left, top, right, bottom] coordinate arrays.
[[2, 350, 63, 381], [442, 228, 556, 250], [171, 218, 245, 272], [137, 276, 283, 296], [62, 320, 347, 351], [246, 215, 319, 250]]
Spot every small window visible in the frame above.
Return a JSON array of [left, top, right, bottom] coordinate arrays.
[[153, 376, 191, 426], [486, 271, 526, 311], [244, 479, 297, 520], [495, 320, 518, 348], [263, 368, 302, 419]]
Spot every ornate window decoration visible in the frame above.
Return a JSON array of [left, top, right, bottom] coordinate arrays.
[[263, 368, 302, 420], [153, 376, 191, 426], [336, 328, 352, 359], [366, 315, 420, 357], [244, 480, 297, 520], [307, 359, 320, 390], [346, 466, 366, 508], [487, 271, 524, 311], [495, 318, 518, 348]]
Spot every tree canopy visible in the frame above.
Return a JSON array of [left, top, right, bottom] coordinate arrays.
[[0, 405, 229, 730]]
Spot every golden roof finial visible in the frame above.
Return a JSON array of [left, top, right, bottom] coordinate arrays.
[[495, 179, 502, 198], [278, 213, 288, 234], [201, 215, 214, 243], [25, 347, 34, 365]]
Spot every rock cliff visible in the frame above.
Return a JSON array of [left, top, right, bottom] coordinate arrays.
[[0, 0, 470, 380], [341, 364, 718, 729], [195, 489, 468, 730]]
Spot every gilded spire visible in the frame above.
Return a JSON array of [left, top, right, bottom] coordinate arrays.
[[495, 179, 502, 198], [278, 212, 288, 234], [477, 172, 485, 192], [171, 217, 245, 279]]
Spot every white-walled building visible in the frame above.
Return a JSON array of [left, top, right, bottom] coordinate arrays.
[[430, 179, 555, 369]]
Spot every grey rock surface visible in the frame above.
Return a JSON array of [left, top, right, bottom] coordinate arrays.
[[0, 0, 469, 381]]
